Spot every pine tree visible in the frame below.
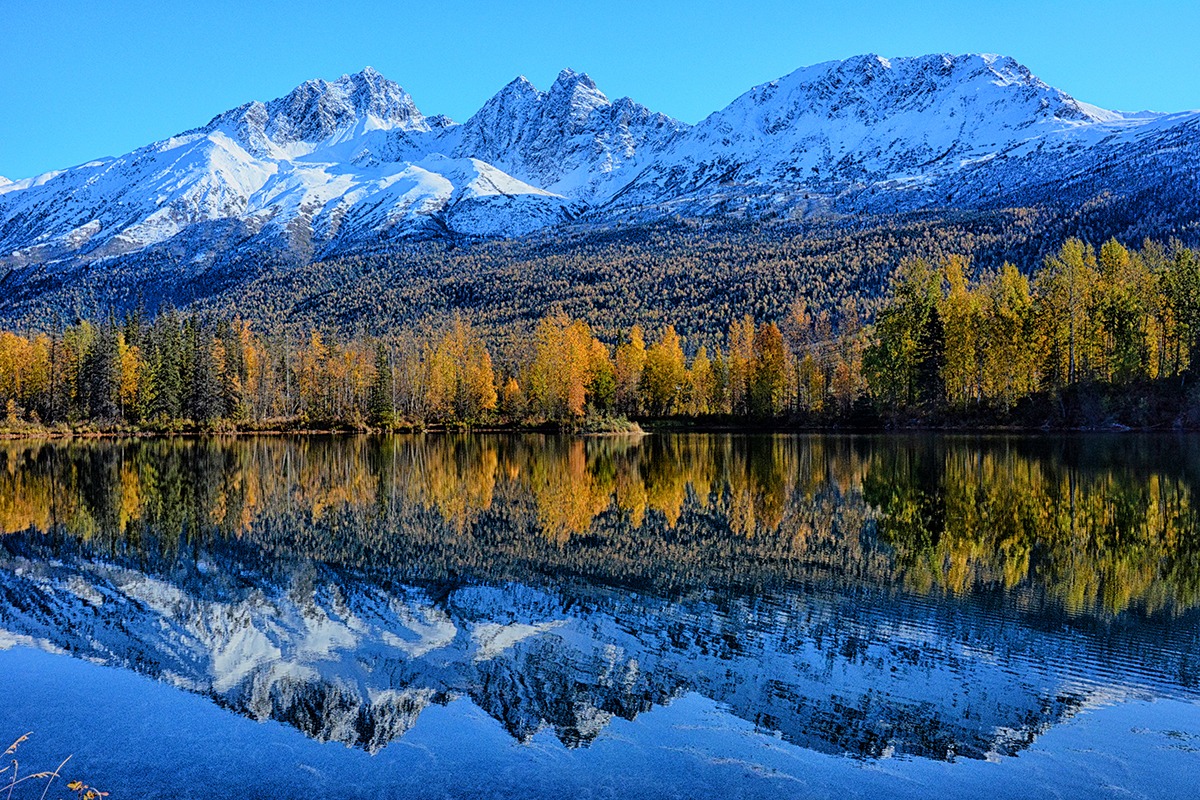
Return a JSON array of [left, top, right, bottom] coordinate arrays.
[[369, 343, 395, 427], [186, 326, 223, 423], [81, 322, 120, 421]]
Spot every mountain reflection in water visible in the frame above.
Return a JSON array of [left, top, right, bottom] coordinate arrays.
[[0, 433, 1198, 767]]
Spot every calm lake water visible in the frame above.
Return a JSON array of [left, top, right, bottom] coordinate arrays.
[[1, 433, 1199, 798]]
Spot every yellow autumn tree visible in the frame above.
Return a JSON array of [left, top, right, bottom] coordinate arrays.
[[116, 333, 143, 419], [425, 316, 498, 423], [526, 313, 599, 420], [640, 325, 687, 416], [614, 325, 646, 415], [727, 315, 755, 415], [939, 255, 984, 410]]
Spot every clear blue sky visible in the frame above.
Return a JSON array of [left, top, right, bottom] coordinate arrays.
[[2, 0, 1198, 178]]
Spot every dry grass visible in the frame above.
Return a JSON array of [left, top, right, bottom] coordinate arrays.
[[2, 734, 106, 800]]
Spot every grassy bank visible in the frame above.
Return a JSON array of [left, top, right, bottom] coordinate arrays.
[[0, 413, 646, 440]]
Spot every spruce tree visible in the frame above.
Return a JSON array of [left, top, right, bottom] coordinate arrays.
[[368, 343, 395, 427], [81, 322, 120, 421]]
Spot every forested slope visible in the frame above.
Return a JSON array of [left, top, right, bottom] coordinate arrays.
[[5, 201, 1195, 344]]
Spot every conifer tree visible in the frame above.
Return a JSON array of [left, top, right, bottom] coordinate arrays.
[[81, 322, 120, 421], [369, 343, 395, 427]]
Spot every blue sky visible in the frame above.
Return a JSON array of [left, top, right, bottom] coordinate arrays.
[[2, 0, 1198, 179]]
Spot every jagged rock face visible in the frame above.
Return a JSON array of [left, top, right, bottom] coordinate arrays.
[[268, 66, 428, 139], [453, 69, 685, 201], [0, 53, 1197, 274], [200, 66, 432, 158]]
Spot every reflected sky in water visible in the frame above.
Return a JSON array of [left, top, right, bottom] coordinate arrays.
[[1, 434, 1198, 798]]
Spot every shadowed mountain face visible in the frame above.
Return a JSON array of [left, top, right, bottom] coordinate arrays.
[[1, 434, 1199, 759]]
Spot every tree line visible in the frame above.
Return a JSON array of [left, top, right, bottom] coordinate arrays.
[[865, 237, 1200, 423], [0, 237, 1198, 430]]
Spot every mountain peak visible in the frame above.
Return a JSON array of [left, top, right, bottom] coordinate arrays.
[[798, 52, 1041, 84], [329, 67, 424, 127], [553, 68, 598, 91], [838, 52, 891, 71], [452, 68, 681, 200], [498, 75, 540, 98], [196, 67, 429, 153], [547, 68, 608, 120], [734, 51, 1116, 129]]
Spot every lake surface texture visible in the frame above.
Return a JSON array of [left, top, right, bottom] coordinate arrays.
[[1, 434, 1198, 798]]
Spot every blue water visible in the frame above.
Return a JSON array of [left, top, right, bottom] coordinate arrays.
[[0, 434, 1198, 798]]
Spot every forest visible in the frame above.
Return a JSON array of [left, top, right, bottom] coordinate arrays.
[[1, 237, 1199, 432], [6, 203, 1180, 338]]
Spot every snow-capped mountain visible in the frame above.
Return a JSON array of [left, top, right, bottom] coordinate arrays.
[[0, 53, 1197, 271], [0, 68, 572, 267], [617, 54, 1200, 222], [606, 53, 1152, 215]]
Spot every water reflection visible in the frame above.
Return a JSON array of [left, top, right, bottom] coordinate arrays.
[[0, 434, 1198, 763]]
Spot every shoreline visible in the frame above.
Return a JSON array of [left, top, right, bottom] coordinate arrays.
[[0, 418, 648, 440], [0, 420, 1193, 441]]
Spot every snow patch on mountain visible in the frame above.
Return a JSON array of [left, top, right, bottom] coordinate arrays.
[[473, 620, 567, 661]]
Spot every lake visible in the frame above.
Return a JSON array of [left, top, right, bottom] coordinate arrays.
[[1, 433, 1198, 798]]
